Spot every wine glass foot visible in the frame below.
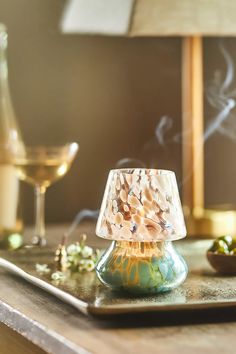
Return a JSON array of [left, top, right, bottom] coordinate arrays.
[[32, 235, 47, 247]]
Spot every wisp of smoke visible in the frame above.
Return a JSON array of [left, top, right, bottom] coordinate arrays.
[[155, 115, 173, 145], [205, 42, 236, 141], [64, 209, 99, 242], [115, 157, 145, 169]]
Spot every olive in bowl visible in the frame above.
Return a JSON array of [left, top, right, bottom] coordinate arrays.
[[207, 235, 236, 275]]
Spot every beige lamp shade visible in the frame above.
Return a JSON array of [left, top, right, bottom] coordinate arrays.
[[96, 169, 187, 242], [61, 0, 236, 36]]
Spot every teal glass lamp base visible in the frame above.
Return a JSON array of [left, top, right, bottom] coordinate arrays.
[[96, 241, 188, 295]]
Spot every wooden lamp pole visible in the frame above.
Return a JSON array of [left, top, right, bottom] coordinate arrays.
[[182, 36, 204, 214]]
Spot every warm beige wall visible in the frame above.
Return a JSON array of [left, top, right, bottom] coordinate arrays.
[[0, 0, 236, 224]]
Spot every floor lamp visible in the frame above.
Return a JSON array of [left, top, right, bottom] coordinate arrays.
[[61, 0, 236, 237]]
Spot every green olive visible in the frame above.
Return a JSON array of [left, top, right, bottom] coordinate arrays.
[[209, 239, 228, 252], [209, 240, 218, 252], [218, 235, 233, 247], [229, 238, 236, 251], [217, 246, 229, 255], [210, 238, 231, 253]]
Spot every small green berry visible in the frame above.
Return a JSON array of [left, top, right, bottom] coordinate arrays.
[[216, 241, 229, 254], [217, 247, 228, 254], [218, 235, 233, 247], [209, 239, 228, 252]]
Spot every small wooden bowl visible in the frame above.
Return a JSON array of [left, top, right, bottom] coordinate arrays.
[[207, 251, 236, 275]]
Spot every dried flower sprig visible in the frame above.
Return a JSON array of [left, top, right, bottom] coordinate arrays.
[[65, 234, 100, 273], [51, 271, 67, 281], [36, 234, 100, 281], [35, 263, 51, 274]]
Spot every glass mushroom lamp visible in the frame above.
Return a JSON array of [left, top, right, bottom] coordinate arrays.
[[96, 169, 188, 295]]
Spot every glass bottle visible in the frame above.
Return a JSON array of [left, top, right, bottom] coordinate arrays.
[[0, 24, 24, 249]]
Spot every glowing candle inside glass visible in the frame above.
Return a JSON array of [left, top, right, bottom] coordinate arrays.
[[96, 168, 188, 295]]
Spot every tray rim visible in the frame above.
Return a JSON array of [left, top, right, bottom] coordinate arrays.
[[88, 299, 236, 316]]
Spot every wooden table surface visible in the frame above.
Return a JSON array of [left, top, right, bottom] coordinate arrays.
[[0, 223, 236, 354]]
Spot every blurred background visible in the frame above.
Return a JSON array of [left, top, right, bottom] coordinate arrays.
[[0, 0, 236, 224]]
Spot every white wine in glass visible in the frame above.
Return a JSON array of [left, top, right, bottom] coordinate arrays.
[[13, 143, 79, 246]]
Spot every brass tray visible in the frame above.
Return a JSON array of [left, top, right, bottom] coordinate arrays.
[[0, 241, 236, 316]]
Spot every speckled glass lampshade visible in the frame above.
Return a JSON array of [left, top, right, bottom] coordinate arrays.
[[96, 169, 188, 295], [96, 169, 187, 242]]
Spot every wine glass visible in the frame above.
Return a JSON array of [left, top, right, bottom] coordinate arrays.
[[12, 142, 79, 246]]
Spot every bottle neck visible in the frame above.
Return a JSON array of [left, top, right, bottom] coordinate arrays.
[[0, 30, 10, 93], [0, 27, 24, 162]]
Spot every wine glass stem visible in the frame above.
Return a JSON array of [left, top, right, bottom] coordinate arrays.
[[34, 185, 46, 246]]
